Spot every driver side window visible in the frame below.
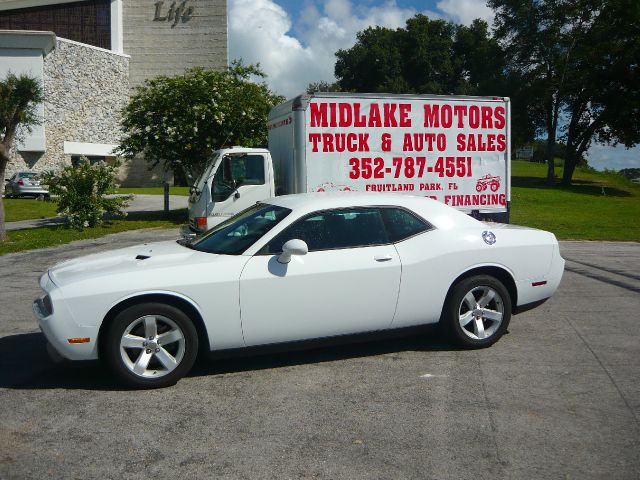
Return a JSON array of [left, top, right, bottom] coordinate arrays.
[[261, 208, 389, 254], [212, 155, 266, 202]]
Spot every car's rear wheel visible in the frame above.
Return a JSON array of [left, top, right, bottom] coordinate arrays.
[[104, 303, 198, 388], [443, 275, 511, 348]]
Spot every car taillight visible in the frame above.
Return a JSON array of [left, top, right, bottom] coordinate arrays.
[[18, 180, 24, 186], [196, 217, 207, 229]]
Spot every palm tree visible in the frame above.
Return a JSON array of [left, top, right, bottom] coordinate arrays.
[[0, 73, 44, 241]]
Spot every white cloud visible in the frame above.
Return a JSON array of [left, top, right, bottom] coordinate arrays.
[[229, 0, 431, 98], [229, 0, 492, 98], [587, 144, 640, 171], [436, 0, 493, 26]]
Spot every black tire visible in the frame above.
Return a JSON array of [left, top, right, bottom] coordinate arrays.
[[104, 302, 198, 388], [442, 275, 512, 349]]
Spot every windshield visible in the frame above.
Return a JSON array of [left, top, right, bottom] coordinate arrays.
[[188, 203, 291, 255], [193, 151, 221, 192]]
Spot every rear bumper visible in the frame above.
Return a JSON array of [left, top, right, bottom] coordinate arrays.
[[15, 187, 49, 196], [515, 253, 565, 308]]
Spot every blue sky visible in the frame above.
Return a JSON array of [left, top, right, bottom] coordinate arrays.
[[228, 0, 639, 171]]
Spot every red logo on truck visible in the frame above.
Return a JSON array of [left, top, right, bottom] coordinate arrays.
[[314, 182, 354, 192], [475, 175, 501, 192]]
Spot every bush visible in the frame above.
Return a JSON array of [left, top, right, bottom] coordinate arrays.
[[42, 158, 131, 230]]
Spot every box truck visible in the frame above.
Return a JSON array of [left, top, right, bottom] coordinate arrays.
[[188, 92, 511, 232]]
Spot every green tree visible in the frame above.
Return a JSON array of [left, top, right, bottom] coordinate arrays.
[[0, 73, 44, 241], [336, 16, 503, 95], [489, 0, 640, 185], [334, 15, 536, 146], [335, 25, 410, 93], [118, 61, 284, 184], [306, 81, 342, 94]]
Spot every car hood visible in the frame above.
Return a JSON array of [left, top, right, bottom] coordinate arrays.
[[48, 240, 208, 287]]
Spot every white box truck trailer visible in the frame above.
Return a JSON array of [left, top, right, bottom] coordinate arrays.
[[188, 92, 511, 232]]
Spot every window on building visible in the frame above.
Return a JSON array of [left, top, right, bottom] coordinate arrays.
[[0, 0, 111, 50]]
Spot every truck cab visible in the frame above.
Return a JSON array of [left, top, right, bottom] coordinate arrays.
[[188, 147, 275, 232]]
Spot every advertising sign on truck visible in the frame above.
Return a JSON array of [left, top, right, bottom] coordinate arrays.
[[270, 93, 510, 212]]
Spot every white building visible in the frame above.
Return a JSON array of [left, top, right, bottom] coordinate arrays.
[[0, 0, 227, 185]]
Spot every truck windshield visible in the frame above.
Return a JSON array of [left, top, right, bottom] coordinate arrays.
[[193, 152, 220, 193], [188, 203, 291, 255]]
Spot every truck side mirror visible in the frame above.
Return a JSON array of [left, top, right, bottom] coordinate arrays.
[[278, 239, 308, 264]]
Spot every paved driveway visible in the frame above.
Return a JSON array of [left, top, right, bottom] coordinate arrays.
[[0, 232, 638, 479]]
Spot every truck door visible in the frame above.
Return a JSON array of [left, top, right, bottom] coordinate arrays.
[[208, 153, 272, 228]]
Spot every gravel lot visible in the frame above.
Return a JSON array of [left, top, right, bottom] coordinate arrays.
[[1, 230, 638, 479]]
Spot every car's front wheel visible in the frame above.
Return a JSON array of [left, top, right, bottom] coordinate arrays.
[[104, 303, 198, 388], [442, 275, 512, 348]]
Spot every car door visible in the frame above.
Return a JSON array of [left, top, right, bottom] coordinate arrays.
[[208, 154, 272, 224], [239, 207, 401, 346]]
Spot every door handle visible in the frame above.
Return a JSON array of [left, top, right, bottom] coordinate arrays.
[[374, 254, 393, 262]]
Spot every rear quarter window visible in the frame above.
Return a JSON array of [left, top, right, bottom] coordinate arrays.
[[380, 207, 432, 242]]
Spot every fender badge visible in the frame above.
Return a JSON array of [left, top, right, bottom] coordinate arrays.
[[482, 231, 496, 245]]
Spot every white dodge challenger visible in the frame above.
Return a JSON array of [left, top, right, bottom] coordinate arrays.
[[34, 193, 564, 388]]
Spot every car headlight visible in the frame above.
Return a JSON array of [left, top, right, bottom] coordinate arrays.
[[43, 294, 53, 316], [34, 294, 53, 317]]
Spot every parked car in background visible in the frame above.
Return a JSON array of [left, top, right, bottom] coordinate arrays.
[[34, 193, 564, 388], [4, 172, 49, 198]]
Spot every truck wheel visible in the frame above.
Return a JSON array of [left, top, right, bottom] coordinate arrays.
[[442, 275, 511, 348], [104, 303, 198, 388]]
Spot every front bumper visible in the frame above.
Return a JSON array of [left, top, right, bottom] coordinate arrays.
[[33, 290, 99, 362]]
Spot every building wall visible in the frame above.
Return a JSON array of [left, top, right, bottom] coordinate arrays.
[[123, 0, 227, 86], [8, 37, 129, 175], [2, 0, 228, 185]]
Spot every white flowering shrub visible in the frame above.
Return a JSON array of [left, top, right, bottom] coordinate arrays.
[[42, 158, 132, 230], [117, 61, 284, 181]]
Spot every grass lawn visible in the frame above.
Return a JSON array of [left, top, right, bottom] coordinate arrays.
[[3, 198, 58, 222], [0, 209, 187, 256], [3, 187, 189, 223], [1, 161, 638, 255], [510, 161, 640, 241], [117, 186, 190, 196]]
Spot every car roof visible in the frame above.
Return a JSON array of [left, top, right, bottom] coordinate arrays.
[[264, 192, 481, 230]]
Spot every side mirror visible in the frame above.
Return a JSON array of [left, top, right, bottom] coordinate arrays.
[[278, 239, 308, 264], [234, 190, 240, 199]]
